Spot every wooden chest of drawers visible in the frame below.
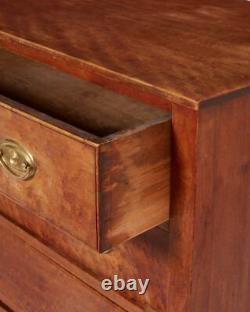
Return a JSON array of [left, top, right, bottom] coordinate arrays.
[[0, 1, 249, 311]]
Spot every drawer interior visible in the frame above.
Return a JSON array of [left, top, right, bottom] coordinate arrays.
[[0, 48, 168, 138]]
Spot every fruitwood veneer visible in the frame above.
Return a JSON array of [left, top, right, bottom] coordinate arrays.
[[0, 0, 249, 109], [0, 215, 127, 312], [0, 1, 249, 312]]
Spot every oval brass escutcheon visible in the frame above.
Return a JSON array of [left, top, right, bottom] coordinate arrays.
[[0, 139, 36, 180]]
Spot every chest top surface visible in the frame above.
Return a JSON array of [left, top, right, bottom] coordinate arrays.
[[0, 0, 249, 109]]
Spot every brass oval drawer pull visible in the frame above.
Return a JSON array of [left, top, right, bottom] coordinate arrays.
[[0, 139, 36, 180]]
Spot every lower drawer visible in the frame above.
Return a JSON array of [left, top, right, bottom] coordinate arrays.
[[0, 48, 171, 252], [0, 215, 126, 312]]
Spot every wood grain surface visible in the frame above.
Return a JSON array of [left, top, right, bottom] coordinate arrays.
[[0, 97, 98, 249], [0, 195, 169, 311], [98, 120, 171, 251], [191, 88, 250, 311], [166, 105, 199, 312], [0, 0, 249, 109], [0, 2, 249, 311], [1, 87, 249, 312], [0, 48, 166, 137], [0, 88, 171, 252], [0, 216, 125, 312]]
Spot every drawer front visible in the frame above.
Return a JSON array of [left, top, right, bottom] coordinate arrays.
[[0, 100, 98, 249], [0, 215, 124, 312]]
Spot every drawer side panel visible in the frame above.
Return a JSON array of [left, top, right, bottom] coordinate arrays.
[[99, 120, 171, 251]]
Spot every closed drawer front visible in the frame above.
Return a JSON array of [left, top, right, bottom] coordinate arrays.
[[0, 48, 171, 252], [0, 216, 124, 312]]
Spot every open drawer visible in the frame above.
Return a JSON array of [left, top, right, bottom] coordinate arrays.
[[0, 48, 171, 252]]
